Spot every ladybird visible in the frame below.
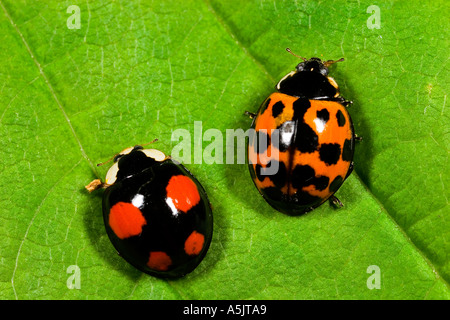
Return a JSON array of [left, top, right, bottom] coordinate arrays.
[[85, 144, 213, 278], [247, 49, 356, 215]]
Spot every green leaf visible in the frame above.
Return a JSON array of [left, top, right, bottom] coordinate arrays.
[[0, 0, 448, 299]]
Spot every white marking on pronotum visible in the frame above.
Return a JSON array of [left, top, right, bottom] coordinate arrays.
[[141, 149, 166, 161], [276, 71, 296, 90], [105, 162, 119, 185], [328, 76, 339, 89]]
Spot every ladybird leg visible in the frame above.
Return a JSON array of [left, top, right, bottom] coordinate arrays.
[[343, 100, 353, 107], [85, 179, 107, 192], [334, 96, 352, 107], [354, 134, 363, 142], [305, 206, 315, 213], [244, 111, 257, 119], [330, 195, 344, 208]]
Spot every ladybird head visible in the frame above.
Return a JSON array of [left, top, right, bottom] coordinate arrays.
[[296, 57, 345, 76], [104, 145, 167, 185], [296, 57, 329, 76], [285, 48, 344, 76]]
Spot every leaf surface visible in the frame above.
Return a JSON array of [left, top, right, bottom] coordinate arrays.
[[0, 0, 448, 299]]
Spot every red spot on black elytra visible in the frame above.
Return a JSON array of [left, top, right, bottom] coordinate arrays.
[[109, 202, 147, 239], [147, 251, 172, 271], [166, 175, 201, 213], [184, 231, 205, 256]]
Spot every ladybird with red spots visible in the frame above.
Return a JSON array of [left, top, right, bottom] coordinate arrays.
[[247, 49, 357, 215], [86, 145, 213, 278]]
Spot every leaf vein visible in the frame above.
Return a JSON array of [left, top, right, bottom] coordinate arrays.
[[10, 157, 83, 299], [205, 2, 450, 291], [0, 1, 98, 176]]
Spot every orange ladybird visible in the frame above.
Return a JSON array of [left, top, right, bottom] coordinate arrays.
[[247, 50, 357, 215]]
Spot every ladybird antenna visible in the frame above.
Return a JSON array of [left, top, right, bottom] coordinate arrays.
[[323, 58, 345, 67], [138, 138, 159, 148], [96, 154, 117, 167], [286, 48, 307, 61]]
